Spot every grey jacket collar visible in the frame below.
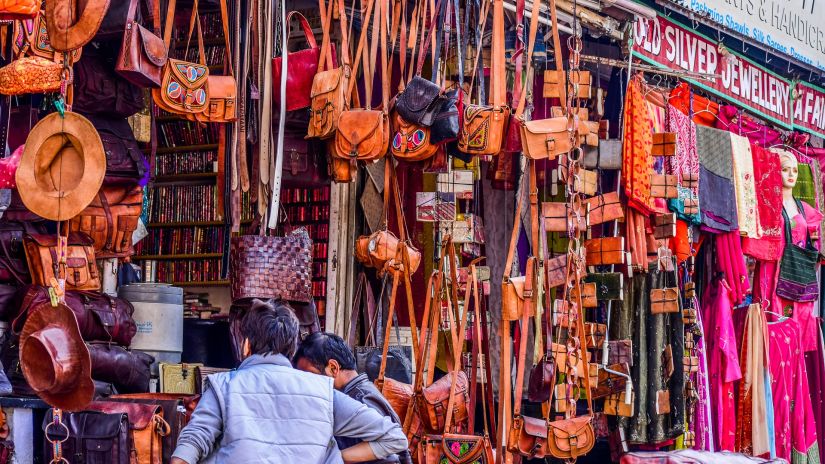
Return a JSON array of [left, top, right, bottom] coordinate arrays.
[[342, 373, 370, 395], [238, 353, 292, 370]]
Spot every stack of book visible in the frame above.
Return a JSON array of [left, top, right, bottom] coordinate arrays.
[[184, 292, 221, 319]]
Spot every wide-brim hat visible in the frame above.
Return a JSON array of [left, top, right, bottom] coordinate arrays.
[[20, 301, 94, 411], [15, 112, 105, 221]]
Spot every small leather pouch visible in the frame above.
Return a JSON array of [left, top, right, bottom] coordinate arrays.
[[585, 191, 623, 225], [655, 390, 671, 414], [682, 171, 699, 189], [502, 276, 526, 322], [653, 213, 677, 239], [650, 174, 678, 199], [684, 355, 699, 374], [571, 282, 598, 308], [584, 237, 625, 266], [584, 322, 606, 349], [683, 197, 699, 215], [651, 132, 676, 156], [559, 157, 598, 195], [650, 287, 679, 314], [683, 308, 697, 325], [583, 139, 622, 170], [552, 299, 578, 328], [604, 391, 634, 417], [543, 69, 591, 99], [546, 254, 568, 289], [584, 272, 624, 301], [684, 281, 696, 299], [542, 201, 586, 233], [593, 363, 629, 400], [608, 339, 633, 366]]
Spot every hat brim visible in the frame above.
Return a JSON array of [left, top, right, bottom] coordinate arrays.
[[15, 112, 105, 221], [20, 302, 94, 411]]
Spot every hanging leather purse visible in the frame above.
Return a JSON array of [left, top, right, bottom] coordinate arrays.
[[391, 111, 438, 161], [583, 139, 622, 170], [307, 0, 353, 139], [87, 402, 171, 464], [24, 232, 100, 291], [650, 174, 678, 198], [0, 55, 62, 95], [502, 191, 534, 321], [0, 0, 36, 20], [273, 12, 334, 112], [396, 76, 444, 127], [651, 132, 676, 156], [584, 237, 625, 266], [152, 0, 209, 117], [193, 0, 236, 123], [542, 199, 586, 233], [650, 287, 680, 314], [584, 191, 623, 225], [12, 9, 81, 63], [68, 185, 143, 259], [115, 0, 167, 88], [457, 0, 508, 156]]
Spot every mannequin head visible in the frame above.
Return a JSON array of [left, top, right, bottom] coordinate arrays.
[[779, 150, 799, 191]]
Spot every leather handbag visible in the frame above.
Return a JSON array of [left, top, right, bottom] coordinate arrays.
[[24, 232, 101, 291], [68, 185, 143, 259], [334, 107, 389, 162], [0, 0, 36, 19], [307, 0, 352, 139], [88, 343, 153, 393], [16, 286, 137, 346], [457, 0, 508, 156], [0, 219, 46, 285], [776, 199, 820, 302], [229, 227, 313, 303], [87, 402, 171, 464], [520, 116, 579, 161], [73, 46, 145, 119], [43, 409, 131, 464], [650, 174, 678, 198], [584, 237, 625, 266], [583, 139, 622, 170], [355, 229, 422, 277], [152, 0, 209, 118], [396, 76, 444, 127], [192, 0, 236, 123], [281, 135, 330, 187], [650, 287, 680, 314], [430, 88, 461, 145], [419, 434, 495, 464], [585, 191, 623, 225], [273, 12, 333, 112], [0, 55, 62, 95], [390, 111, 438, 161], [115, 0, 168, 88], [651, 132, 677, 156]]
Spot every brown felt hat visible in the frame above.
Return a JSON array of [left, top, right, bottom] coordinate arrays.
[[20, 301, 94, 412], [15, 112, 105, 221]]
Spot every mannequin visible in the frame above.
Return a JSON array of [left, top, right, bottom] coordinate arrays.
[[781, 152, 801, 218]]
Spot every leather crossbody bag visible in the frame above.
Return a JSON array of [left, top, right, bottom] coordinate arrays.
[[24, 232, 100, 291], [43, 409, 131, 464], [116, 0, 168, 88], [307, 0, 352, 139], [193, 0, 236, 123], [273, 12, 334, 112], [87, 402, 171, 464]]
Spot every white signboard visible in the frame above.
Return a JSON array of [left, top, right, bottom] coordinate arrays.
[[666, 0, 825, 71]]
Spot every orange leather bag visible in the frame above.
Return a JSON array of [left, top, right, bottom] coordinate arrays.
[[24, 232, 101, 291], [152, 0, 209, 117], [88, 401, 171, 464], [193, 0, 236, 123], [68, 185, 144, 259], [0, 55, 62, 95], [0, 0, 37, 20], [307, 0, 351, 139], [584, 236, 625, 266]]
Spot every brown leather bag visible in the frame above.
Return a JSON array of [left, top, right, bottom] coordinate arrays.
[[193, 0, 236, 123], [24, 232, 100, 291], [390, 111, 438, 161], [68, 185, 143, 259], [584, 191, 623, 226], [307, 0, 352, 139], [355, 230, 421, 277], [584, 237, 625, 266], [115, 0, 167, 88], [542, 200, 586, 233], [87, 401, 171, 464], [650, 287, 680, 314]]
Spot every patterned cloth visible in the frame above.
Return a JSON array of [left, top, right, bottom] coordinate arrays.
[[768, 318, 821, 464], [794, 163, 818, 210], [622, 77, 654, 215], [730, 134, 760, 238], [736, 304, 774, 457], [667, 105, 701, 225], [696, 126, 733, 178], [743, 146, 784, 260]]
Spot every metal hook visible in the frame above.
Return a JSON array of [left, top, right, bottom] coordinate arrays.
[[691, 17, 699, 30], [742, 41, 748, 53], [765, 49, 772, 64]]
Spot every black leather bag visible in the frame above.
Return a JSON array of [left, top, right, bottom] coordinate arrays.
[[43, 409, 131, 464], [395, 76, 445, 127], [364, 345, 413, 384], [73, 43, 144, 118], [430, 88, 460, 144], [87, 343, 154, 394], [0, 220, 46, 285]]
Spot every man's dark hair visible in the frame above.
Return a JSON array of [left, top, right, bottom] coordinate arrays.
[[294, 332, 357, 371], [241, 300, 300, 358]]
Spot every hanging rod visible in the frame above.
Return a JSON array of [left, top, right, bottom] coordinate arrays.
[[579, 54, 722, 81]]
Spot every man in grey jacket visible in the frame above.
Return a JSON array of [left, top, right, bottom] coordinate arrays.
[[171, 301, 408, 464], [294, 332, 412, 464]]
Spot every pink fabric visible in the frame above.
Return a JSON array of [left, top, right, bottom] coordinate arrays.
[[742, 145, 784, 260], [693, 295, 715, 452], [701, 278, 742, 451], [0, 145, 23, 189], [716, 105, 784, 147], [715, 230, 750, 305], [757, 202, 823, 352], [768, 317, 820, 463]]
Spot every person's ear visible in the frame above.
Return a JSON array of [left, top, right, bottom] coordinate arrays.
[[326, 359, 341, 378]]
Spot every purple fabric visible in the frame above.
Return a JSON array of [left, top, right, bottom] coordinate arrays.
[[699, 166, 737, 232], [716, 106, 783, 147], [694, 295, 715, 451]]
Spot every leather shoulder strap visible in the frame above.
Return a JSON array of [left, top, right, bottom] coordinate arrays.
[[490, 0, 505, 107], [163, 0, 176, 46], [510, 257, 534, 418], [218, 0, 235, 76], [502, 179, 525, 281], [514, 0, 542, 117]]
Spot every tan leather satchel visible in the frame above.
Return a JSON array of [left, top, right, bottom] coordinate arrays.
[[457, 0, 508, 155], [24, 232, 100, 291], [193, 0, 236, 123], [68, 185, 143, 259], [308, 0, 352, 139], [88, 402, 171, 464]]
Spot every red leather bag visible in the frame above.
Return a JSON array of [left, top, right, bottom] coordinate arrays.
[[273, 12, 335, 112]]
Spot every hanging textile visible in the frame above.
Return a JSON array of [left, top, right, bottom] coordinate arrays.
[[743, 145, 784, 260], [768, 318, 821, 464], [793, 163, 818, 209], [693, 297, 715, 451], [697, 126, 737, 232], [717, 105, 784, 147], [669, 83, 718, 128], [622, 75, 654, 215], [736, 304, 774, 458], [701, 277, 742, 451], [730, 133, 760, 238], [714, 231, 750, 305]]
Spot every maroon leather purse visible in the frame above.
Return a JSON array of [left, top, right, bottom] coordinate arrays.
[[273, 12, 335, 112], [115, 0, 168, 88]]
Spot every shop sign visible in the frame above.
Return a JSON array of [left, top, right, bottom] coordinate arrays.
[[793, 82, 825, 139], [662, 0, 825, 72], [633, 14, 793, 129]]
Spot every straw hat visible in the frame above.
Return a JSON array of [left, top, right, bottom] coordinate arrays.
[[15, 112, 105, 221], [19, 301, 94, 411]]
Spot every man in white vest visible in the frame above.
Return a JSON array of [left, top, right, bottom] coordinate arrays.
[[171, 300, 408, 463]]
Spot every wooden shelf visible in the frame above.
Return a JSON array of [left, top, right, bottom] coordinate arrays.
[[154, 172, 218, 183], [147, 221, 224, 228], [134, 253, 224, 260], [156, 144, 218, 154], [172, 280, 230, 287]]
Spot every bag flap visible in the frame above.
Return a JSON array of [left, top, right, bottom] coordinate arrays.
[[399, 76, 442, 112], [422, 370, 468, 404], [43, 410, 125, 439], [68, 232, 95, 246], [310, 67, 345, 98], [522, 415, 548, 438], [25, 233, 55, 247], [205, 75, 236, 97], [548, 416, 593, 440], [522, 117, 568, 135], [87, 401, 162, 430], [440, 433, 487, 463], [463, 104, 494, 122], [168, 58, 209, 89], [506, 276, 526, 299], [136, 24, 168, 66], [66, 257, 88, 268], [337, 110, 384, 146]]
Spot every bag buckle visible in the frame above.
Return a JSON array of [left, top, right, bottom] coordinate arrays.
[[545, 137, 556, 152]]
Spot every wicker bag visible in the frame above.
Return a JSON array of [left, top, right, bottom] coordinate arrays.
[[229, 227, 313, 303]]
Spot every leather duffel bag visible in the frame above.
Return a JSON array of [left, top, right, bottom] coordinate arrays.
[[88, 401, 171, 464], [87, 343, 154, 394]]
